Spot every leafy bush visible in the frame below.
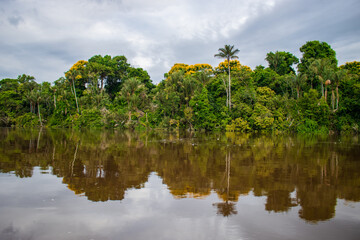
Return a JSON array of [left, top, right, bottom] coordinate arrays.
[[73, 109, 104, 128], [226, 117, 251, 132], [296, 118, 328, 134], [16, 113, 39, 127]]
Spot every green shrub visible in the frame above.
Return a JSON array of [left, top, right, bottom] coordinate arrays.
[[226, 117, 251, 132], [16, 113, 39, 127]]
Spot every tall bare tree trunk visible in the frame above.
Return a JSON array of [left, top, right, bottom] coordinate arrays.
[[228, 58, 231, 111], [336, 86, 339, 110], [324, 86, 328, 102], [296, 87, 300, 99], [38, 102, 42, 127], [229, 65, 231, 111], [37, 128, 42, 150], [72, 79, 79, 114], [221, 75, 228, 107]]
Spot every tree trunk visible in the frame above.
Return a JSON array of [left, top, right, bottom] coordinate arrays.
[[296, 87, 300, 99], [229, 66, 231, 111], [336, 86, 339, 110], [72, 79, 80, 114], [38, 102, 42, 127], [228, 58, 231, 111], [331, 89, 335, 110], [325, 86, 328, 103], [221, 75, 228, 107], [54, 95, 56, 109]]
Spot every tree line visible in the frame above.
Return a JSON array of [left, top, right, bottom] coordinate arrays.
[[0, 40, 359, 133]]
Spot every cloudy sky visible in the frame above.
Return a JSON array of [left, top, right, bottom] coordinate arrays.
[[0, 0, 359, 84]]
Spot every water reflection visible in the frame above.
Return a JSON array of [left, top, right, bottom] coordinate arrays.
[[213, 150, 238, 217], [0, 128, 359, 223]]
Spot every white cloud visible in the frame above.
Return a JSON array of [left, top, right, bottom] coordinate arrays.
[[0, 0, 359, 83]]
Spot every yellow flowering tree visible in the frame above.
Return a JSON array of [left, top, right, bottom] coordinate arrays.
[[215, 60, 252, 73], [168, 63, 213, 76], [168, 63, 189, 75], [65, 60, 88, 114]]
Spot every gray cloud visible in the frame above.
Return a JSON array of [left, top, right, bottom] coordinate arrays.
[[0, 0, 359, 84], [7, 15, 24, 26]]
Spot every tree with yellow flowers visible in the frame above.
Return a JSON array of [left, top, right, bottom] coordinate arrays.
[[65, 60, 87, 114]]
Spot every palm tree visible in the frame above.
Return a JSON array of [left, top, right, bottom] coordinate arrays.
[[265, 51, 285, 74], [30, 87, 42, 127], [332, 69, 348, 111], [214, 45, 240, 111], [213, 150, 237, 217], [287, 73, 307, 99], [120, 77, 147, 122], [310, 59, 334, 98]]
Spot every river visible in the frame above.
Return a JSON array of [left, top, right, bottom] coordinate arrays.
[[0, 128, 359, 240]]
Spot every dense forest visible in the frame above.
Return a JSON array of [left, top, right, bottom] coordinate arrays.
[[0, 40, 359, 133]]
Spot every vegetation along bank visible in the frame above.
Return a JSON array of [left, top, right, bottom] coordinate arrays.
[[0, 40, 359, 134]]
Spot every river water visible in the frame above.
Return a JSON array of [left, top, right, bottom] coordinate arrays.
[[0, 129, 359, 240]]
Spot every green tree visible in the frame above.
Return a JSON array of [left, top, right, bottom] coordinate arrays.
[[265, 51, 299, 75], [189, 88, 216, 130], [340, 61, 360, 76], [88, 55, 113, 92], [104, 55, 130, 99], [286, 73, 307, 99], [214, 45, 240, 111], [332, 69, 348, 111], [298, 40, 337, 75], [0, 78, 24, 126], [309, 58, 335, 98], [119, 77, 147, 122], [127, 67, 155, 92]]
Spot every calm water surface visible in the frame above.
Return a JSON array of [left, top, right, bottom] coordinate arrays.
[[0, 129, 359, 240]]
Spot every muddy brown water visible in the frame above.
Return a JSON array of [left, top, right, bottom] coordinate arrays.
[[0, 129, 359, 240]]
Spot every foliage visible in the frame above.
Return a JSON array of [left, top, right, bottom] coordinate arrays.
[[1, 41, 358, 134], [215, 60, 251, 74], [298, 40, 337, 74], [226, 117, 250, 132], [265, 51, 299, 75], [340, 61, 360, 76], [189, 88, 217, 130]]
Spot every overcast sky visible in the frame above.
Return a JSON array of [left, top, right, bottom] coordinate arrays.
[[0, 0, 359, 84]]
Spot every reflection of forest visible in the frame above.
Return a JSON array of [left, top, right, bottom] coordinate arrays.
[[0, 129, 359, 222]]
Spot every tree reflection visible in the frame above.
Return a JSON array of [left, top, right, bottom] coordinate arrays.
[[265, 190, 297, 212], [213, 150, 238, 217], [0, 129, 359, 222]]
